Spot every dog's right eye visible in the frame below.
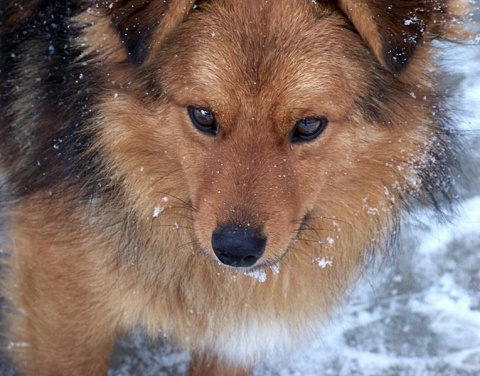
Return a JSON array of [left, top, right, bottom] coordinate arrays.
[[188, 106, 218, 136]]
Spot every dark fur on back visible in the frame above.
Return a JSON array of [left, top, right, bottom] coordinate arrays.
[[0, 1, 107, 200]]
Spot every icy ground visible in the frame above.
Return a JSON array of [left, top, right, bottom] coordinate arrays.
[[1, 26, 479, 376]]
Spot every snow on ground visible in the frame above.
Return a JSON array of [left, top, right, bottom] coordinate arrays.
[[1, 13, 479, 376]]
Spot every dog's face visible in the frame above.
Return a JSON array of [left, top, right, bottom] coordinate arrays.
[[157, 2, 380, 268], [93, 0, 461, 269]]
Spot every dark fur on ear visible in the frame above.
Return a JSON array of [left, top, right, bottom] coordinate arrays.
[[337, 0, 469, 74], [102, 0, 194, 65]]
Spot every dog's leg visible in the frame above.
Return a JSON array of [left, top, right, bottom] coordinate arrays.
[[188, 352, 253, 376], [5, 256, 118, 376], [4, 203, 118, 376]]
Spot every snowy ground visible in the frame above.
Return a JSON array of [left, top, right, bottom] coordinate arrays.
[[1, 16, 479, 376]]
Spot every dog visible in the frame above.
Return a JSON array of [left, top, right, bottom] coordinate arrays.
[[0, 1, 472, 375]]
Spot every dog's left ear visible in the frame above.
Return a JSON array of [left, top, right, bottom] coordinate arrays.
[[336, 0, 468, 74], [104, 0, 195, 66]]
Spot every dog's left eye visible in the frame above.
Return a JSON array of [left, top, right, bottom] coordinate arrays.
[[188, 106, 218, 136], [291, 117, 329, 143]]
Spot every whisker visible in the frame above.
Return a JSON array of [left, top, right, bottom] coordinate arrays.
[[294, 238, 323, 243], [152, 224, 194, 230], [306, 215, 370, 238], [153, 191, 197, 213]]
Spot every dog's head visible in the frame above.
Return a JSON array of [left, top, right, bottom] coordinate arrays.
[[92, 0, 468, 269]]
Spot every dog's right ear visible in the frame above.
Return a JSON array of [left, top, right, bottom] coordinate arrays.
[[101, 0, 195, 66]]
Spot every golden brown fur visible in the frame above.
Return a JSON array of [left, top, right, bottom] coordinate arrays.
[[0, 0, 472, 375]]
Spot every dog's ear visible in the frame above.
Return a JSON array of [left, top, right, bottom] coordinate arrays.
[[102, 0, 195, 66], [336, 0, 466, 74]]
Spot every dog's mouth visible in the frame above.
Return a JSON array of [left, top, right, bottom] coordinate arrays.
[[209, 254, 287, 282], [213, 250, 287, 272]]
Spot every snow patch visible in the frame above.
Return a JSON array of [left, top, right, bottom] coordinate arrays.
[[270, 265, 280, 274], [244, 269, 267, 282], [316, 256, 334, 269], [152, 197, 170, 218], [152, 206, 164, 218], [7, 342, 30, 350]]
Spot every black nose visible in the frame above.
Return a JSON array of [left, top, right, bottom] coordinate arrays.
[[212, 226, 266, 268]]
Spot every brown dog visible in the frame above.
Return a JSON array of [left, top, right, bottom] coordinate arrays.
[[0, 1, 472, 375]]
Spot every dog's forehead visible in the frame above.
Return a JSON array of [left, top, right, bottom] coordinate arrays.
[[161, 1, 356, 112]]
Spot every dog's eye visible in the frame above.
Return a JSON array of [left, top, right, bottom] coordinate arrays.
[[188, 106, 218, 136], [291, 117, 329, 143]]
